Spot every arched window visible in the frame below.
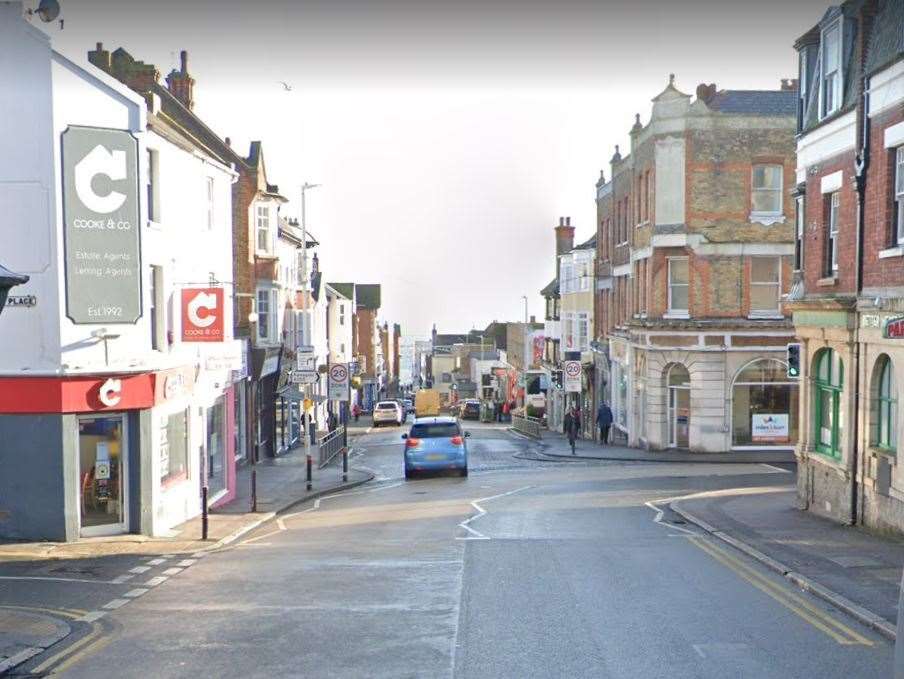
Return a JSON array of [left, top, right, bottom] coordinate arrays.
[[732, 358, 799, 447], [874, 355, 897, 451], [668, 364, 689, 387], [814, 348, 843, 458]]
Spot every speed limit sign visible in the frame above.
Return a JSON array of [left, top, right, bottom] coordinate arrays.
[[328, 364, 350, 401], [563, 360, 582, 393]]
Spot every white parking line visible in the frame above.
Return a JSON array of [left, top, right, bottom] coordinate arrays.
[[111, 574, 134, 584], [457, 486, 533, 540], [176, 559, 196, 568]]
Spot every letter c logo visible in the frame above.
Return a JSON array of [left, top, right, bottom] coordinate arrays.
[[99, 378, 122, 407], [188, 291, 218, 328], [75, 145, 127, 214]]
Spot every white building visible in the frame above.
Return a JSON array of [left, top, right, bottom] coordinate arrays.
[[0, 5, 242, 540]]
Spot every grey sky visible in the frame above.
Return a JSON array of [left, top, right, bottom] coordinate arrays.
[[44, 0, 830, 337]]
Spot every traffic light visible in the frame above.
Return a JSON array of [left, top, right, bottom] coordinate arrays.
[[786, 343, 801, 378]]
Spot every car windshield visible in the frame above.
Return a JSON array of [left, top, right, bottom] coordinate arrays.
[[410, 423, 460, 438], [377, 403, 396, 410]]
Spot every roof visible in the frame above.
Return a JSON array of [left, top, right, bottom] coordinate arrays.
[[864, 0, 904, 76], [328, 283, 355, 300], [434, 334, 470, 347], [706, 90, 796, 116], [574, 233, 598, 250], [540, 277, 559, 297], [355, 284, 381, 310]]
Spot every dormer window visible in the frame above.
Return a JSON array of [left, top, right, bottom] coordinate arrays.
[[820, 20, 842, 119]]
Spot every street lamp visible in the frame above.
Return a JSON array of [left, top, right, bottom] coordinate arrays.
[[0, 264, 29, 318]]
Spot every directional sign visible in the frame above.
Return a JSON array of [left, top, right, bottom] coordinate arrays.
[[328, 363, 349, 401], [290, 370, 320, 385], [296, 352, 316, 371], [563, 360, 582, 393]]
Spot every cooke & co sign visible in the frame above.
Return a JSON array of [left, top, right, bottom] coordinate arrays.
[[62, 126, 141, 324]]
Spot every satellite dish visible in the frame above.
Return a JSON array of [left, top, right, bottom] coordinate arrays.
[[34, 0, 60, 22]]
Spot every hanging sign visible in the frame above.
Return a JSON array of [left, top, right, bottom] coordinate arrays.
[[181, 288, 225, 342]]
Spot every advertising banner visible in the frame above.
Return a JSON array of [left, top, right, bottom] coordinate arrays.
[[62, 126, 141, 324], [751, 414, 789, 443], [181, 288, 225, 342]]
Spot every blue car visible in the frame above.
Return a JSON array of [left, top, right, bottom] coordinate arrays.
[[402, 417, 470, 479]]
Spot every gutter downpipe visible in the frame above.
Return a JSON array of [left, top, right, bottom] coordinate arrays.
[[851, 72, 870, 526]]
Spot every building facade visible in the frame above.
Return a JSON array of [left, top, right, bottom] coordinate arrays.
[[596, 75, 799, 453], [790, 0, 904, 532]]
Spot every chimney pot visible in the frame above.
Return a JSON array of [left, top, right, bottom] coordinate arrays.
[[180, 50, 188, 74], [225, 136, 231, 147], [566, 216, 571, 227]]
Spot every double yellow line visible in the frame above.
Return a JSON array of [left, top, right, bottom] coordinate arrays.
[[690, 536, 874, 646]]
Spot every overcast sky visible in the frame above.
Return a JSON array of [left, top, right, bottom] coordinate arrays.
[[44, 0, 830, 338]]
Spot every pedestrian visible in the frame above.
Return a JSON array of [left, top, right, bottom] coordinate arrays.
[[597, 400, 613, 445], [564, 406, 580, 454], [328, 411, 338, 433], [353, 403, 360, 423]]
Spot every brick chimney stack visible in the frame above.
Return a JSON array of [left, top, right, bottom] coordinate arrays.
[[166, 50, 195, 110], [87, 43, 160, 99], [696, 82, 718, 105], [554, 216, 575, 282]]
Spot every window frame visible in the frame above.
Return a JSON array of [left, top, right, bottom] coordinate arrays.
[[875, 356, 897, 452], [146, 148, 161, 224], [751, 164, 784, 217], [255, 204, 272, 254], [667, 257, 689, 315], [814, 349, 844, 458], [749, 256, 782, 317], [205, 176, 215, 230], [895, 147, 904, 245], [794, 195, 805, 271], [256, 287, 278, 343], [826, 191, 840, 275], [819, 19, 843, 120]]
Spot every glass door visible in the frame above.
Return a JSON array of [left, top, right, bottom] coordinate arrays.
[[78, 415, 128, 536], [669, 387, 690, 448]]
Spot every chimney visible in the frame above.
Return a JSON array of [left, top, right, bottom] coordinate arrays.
[[530, 315, 536, 324], [225, 136, 231, 147], [87, 42, 111, 72], [696, 83, 718, 105], [87, 44, 160, 97], [166, 50, 195, 110], [554, 216, 576, 282]]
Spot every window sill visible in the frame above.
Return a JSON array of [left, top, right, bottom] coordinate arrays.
[[255, 252, 278, 260], [748, 313, 785, 320], [749, 213, 786, 226], [879, 246, 904, 259], [816, 276, 838, 287], [663, 312, 690, 320]]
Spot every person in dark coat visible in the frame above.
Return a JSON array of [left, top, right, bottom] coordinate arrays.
[[564, 406, 581, 454], [597, 401, 613, 445]]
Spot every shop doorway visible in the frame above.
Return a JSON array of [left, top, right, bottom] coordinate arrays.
[[667, 365, 690, 448], [77, 414, 128, 537]]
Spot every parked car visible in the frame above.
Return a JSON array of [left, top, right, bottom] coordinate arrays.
[[401, 399, 415, 416], [373, 401, 404, 427], [460, 399, 480, 420], [402, 417, 470, 478]]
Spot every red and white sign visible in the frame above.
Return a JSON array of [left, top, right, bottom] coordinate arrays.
[[885, 316, 904, 339], [181, 288, 224, 342]]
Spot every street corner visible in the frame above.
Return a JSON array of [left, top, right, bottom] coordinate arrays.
[[0, 607, 72, 674]]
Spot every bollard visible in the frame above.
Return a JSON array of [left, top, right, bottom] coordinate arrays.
[[306, 453, 313, 491], [201, 486, 209, 540], [251, 467, 257, 513], [342, 448, 348, 482]]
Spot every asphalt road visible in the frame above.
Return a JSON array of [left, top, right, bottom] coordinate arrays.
[[2, 423, 894, 677]]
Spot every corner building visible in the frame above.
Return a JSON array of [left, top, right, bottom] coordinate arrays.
[[596, 76, 798, 452]]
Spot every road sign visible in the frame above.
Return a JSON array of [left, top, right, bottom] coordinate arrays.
[[329, 363, 350, 401], [290, 370, 319, 385], [296, 352, 316, 371], [563, 360, 582, 393]]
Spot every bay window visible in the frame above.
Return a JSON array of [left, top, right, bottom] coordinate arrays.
[[256, 205, 271, 253]]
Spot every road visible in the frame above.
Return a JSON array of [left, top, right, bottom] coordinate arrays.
[[1, 422, 893, 677]]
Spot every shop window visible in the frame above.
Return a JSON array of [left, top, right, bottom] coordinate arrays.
[[752, 165, 783, 216], [750, 257, 781, 316], [160, 409, 189, 486], [814, 348, 844, 458], [668, 258, 689, 314], [667, 364, 690, 448], [873, 355, 897, 452], [732, 359, 799, 447]]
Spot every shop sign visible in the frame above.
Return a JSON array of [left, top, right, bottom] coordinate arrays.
[[328, 363, 350, 401], [205, 341, 244, 371], [751, 414, 789, 443], [98, 378, 122, 407], [181, 288, 225, 342], [260, 355, 280, 377], [4, 295, 37, 308], [154, 365, 197, 404], [563, 360, 582, 393], [884, 316, 904, 339], [62, 126, 141, 324]]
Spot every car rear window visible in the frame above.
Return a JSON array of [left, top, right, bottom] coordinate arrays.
[[410, 422, 461, 438], [377, 403, 397, 410]]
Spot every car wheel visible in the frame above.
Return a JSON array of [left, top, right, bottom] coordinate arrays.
[[405, 467, 414, 480]]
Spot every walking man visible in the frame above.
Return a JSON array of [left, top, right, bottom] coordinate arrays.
[[564, 406, 581, 455], [597, 400, 613, 445]]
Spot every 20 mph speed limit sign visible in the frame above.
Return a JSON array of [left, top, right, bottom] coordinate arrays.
[[563, 360, 582, 393], [328, 363, 350, 401]]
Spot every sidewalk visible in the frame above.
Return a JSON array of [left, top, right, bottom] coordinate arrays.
[[523, 427, 796, 464], [0, 609, 70, 674], [0, 437, 373, 563], [671, 485, 904, 639]]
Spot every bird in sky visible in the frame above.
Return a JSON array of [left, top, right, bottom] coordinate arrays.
[[277, 81, 293, 91]]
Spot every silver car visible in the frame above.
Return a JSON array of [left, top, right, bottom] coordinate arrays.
[[373, 400, 404, 427]]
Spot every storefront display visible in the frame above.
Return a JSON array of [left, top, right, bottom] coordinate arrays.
[[78, 415, 126, 535], [206, 396, 227, 498], [732, 359, 799, 447]]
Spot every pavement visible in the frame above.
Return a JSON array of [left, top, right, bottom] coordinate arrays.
[[526, 426, 797, 464], [669, 485, 904, 639], [0, 421, 375, 676]]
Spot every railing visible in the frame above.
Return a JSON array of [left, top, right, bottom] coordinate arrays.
[[512, 414, 542, 439], [318, 426, 346, 468]]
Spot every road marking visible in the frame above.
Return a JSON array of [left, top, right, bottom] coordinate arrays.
[[645, 500, 698, 536], [457, 486, 533, 540], [129, 565, 151, 574], [102, 598, 129, 610], [691, 536, 874, 646], [192, 551, 209, 558], [111, 574, 134, 584], [30, 621, 104, 674], [0, 575, 120, 585], [77, 611, 107, 622], [144, 576, 167, 587], [147, 557, 167, 565], [276, 518, 287, 530], [124, 588, 149, 598], [162, 567, 183, 576], [0, 646, 42, 673], [176, 559, 197, 567], [759, 463, 792, 474]]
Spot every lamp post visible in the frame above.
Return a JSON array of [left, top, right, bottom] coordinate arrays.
[[300, 182, 321, 486], [521, 295, 528, 324], [0, 264, 29, 317]]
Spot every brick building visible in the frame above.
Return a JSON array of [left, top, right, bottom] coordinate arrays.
[[353, 284, 382, 410], [789, 0, 904, 532], [596, 75, 798, 452]]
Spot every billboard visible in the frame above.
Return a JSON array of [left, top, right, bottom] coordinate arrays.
[[62, 127, 141, 324]]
